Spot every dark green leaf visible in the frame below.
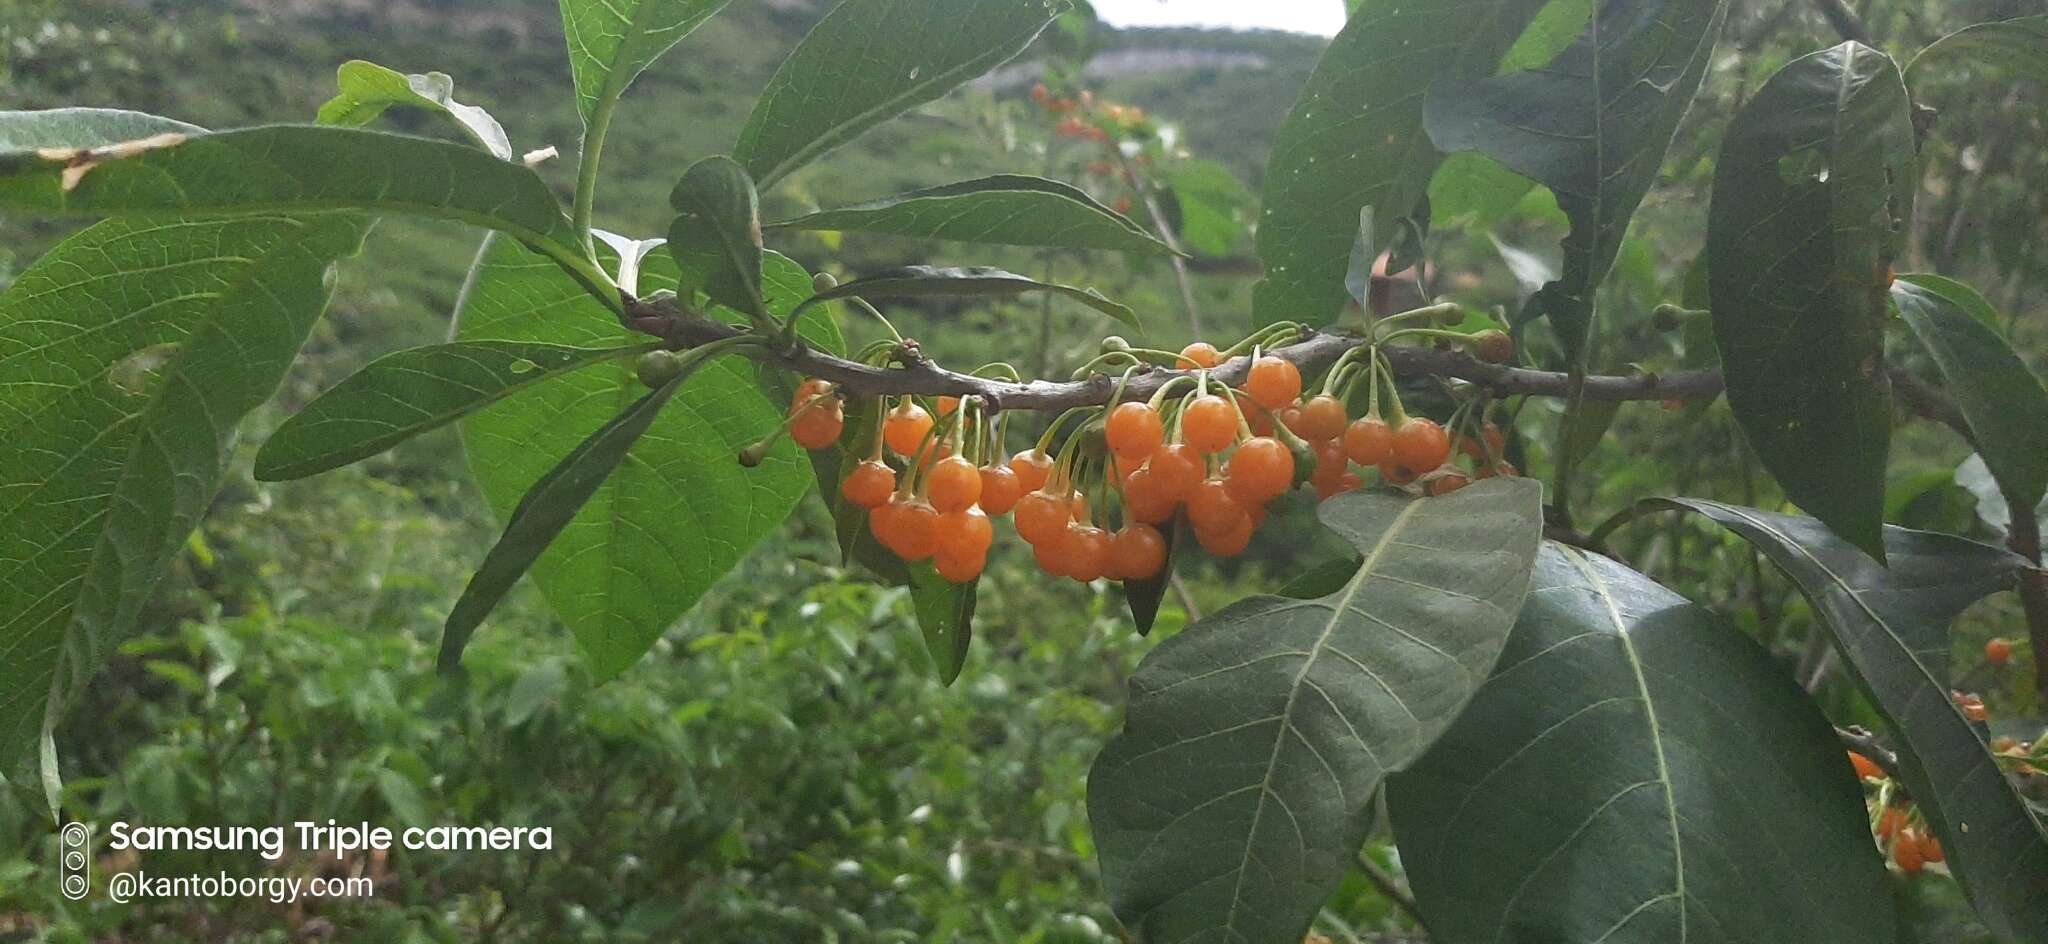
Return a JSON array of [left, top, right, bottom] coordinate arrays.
[[441, 365, 699, 672], [767, 174, 1172, 255], [1957, 454, 2048, 538], [732, 0, 1060, 189], [254, 340, 649, 481], [1252, 0, 1553, 326], [908, 563, 977, 685], [456, 235, 833, 678], [1390, 543, 1894, 943], [1706, 42, 1914, 560], [1645, 498, 2048, 941], [1119, 518, 1178, 636], [1893, 279, 2048, 517], [0, 214, 368, 767], [1897, 272, 2001, 328], [318, 60, 513, 160], [0, 123, 608, 302], [1425, 0, 1726, 367], [1154, 159, 1254, 257], [798, 265, 1136, 328], [668, 156, 767, 321], [0, 107, 202, 150], [1905, 15, 2048, 86], [1089, 478, 1544, 943], [560, 0, 732, 127]]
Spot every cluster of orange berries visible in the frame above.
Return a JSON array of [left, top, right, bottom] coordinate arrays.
[[777, 328, 1518, 587], [1847, 750, 1948, 874]]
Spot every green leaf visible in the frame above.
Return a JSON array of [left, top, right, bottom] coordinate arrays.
[[1893, 279, 2048, 517], [254, 340, 650, 481], [0, 214, 368, 767], [1957, 453, 2048, 538], [797, 266, 1136, 328], [455, 235, 832, 678], [1390, 543, 1894, 943], [0, 122, 608, 305], [1706, 42, 1914, 561], [1088, 478, 1544, 943], [1425, 0, 1726, 367], [1905, 15, 2048, 86], [0, 107, 202, 150], [668, 156, 767, 322], [441, 361, 699, 672], [1154, 159, 1254, 257], [1252, 0, 1553, 327], [767, 175, 1172, 255], [560, 0, 731, 128], [317, 60, 513, 160], [732, 0, 1060, 189], [1646, 498, 2048, 941], [908, 563, 977, 685], [1896, 271, 2001, 328]]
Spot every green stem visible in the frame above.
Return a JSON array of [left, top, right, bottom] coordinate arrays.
[[571, 103, 616, 251]]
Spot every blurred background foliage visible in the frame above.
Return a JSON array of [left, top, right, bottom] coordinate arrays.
[[0, 0, 2042, 940]]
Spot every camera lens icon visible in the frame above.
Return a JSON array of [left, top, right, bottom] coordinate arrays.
[[59, 823, 91, 901], [65, 850, 85, 869], [62, 823, 88, 847], [62, 874, 87, 898]]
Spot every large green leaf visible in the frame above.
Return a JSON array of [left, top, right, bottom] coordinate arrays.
[[732, 0, 1059, 189], [0, 107, 202, 150], [1905, 15, 2048, 87], [768, 175, 1172, 255], [1706, 42, 1914, 560], [1088, 478, 1544, 944], [1893, 278, 2048, 516], [317, 60, 512, 160], [1425, 0, 1726, 367], [0, 122, 608, 303], [797, 265, 1136, 328], [1647, 498, 2048, 941], [1389, 543, 1893, 942], [560, 0, 731, 127], [254, 340, 650, 481], [667, 156, 767, 322], [441, 364, 699, 671], [1251, 0, 1553, 327], [0, 214, 368, 767], [455, 235, 832, 678]]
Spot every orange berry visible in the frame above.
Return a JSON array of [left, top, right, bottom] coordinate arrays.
[[883, 401, 934, 456], [936, 395, 960, 416], [790, 397, 845, 449], [1245, 356, 1302, 410], [794, 377, 834, 402], [1426, 471, 1470, 496], [1123, 467, 1179, 525], [1919, 831, 1945, 863], [1069, 491, 1091, 522], [1297, 394, 1347, 442], [1317, 471, 1363, 501], [1343, 417, 1395, 467], [1459, 422, 1506, 460], [1392, 417, 1451, 471], [1246, 405, 1275, 437], [1986, 637, 2014, 665], [1009, 448, 1054, 493], [1953, 690, 1988, 723], [1195, 512, 1254, 557], [1148, 443, 1203, 501], [1015, 491, 1071, 546], [1894, 829, 1926, 874], [1062, 525, 1113, 582], [1106, 402, 1166, 460], [1183, 394, 1240, 454], [841, 459, 896, 509], [877, 497, 938, 560], [926, 455, 983, 513], [1031, 82, 1050, 103], [1224, 436, 1295, 502], [1313, 439, 1347, 480], [1110, 523, 1169, 580], [934, 547, 986, 584], [1379, 460, 1419, 487], [1876, 807, 1908, 841], [1177, 341, 1221, 369], [1188, 477, 1248, 533], [1848, 751, 1883, 780], [978, 464, 1024, 515], [936, 506, 994, 558], [1033, 537, 1070, 577]]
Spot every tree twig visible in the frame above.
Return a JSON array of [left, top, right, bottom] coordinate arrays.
[[1810, 0, 1874, 43], [623, 293, 1727, 411], [1838, 725, 1907, 787], [1355, 850, 1426, 931]]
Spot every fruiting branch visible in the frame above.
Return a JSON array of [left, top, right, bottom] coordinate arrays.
[[622, 292, 1727, 411]]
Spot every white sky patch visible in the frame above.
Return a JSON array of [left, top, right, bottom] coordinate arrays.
[[1089, 0, 1345, 36]]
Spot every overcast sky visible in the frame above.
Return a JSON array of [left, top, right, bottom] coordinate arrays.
[[1089, 0, 1345, 36]]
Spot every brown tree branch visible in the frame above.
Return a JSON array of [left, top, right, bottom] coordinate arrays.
[[624, 293, 1726, 411]]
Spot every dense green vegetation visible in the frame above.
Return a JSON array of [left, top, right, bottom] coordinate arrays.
[[2, 0, 2045, 941]]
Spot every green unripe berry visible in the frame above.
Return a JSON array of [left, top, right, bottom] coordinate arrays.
[[636, 349, 685, 389], [812, 271, 839, 293]]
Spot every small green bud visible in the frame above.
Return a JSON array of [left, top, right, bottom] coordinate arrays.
[[811, 271, 839, 293], [1100, 335, 1131, 353], [636, 349, 685, 389]]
